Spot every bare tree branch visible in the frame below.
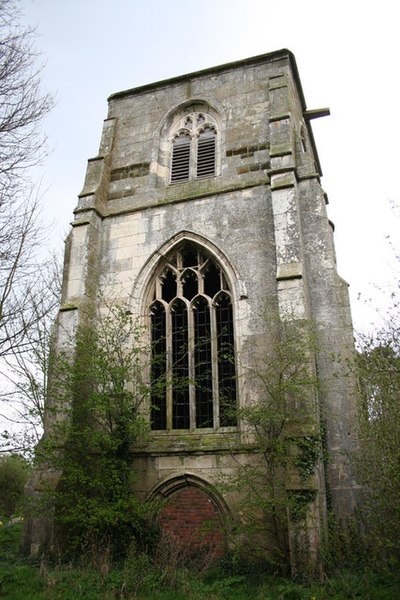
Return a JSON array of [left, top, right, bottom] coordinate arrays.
[[0, 256, 61, 455], [0, 0, 55, 455]]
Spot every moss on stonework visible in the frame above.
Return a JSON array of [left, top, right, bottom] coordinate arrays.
[[133, 432, 242, 454], [288, 489, 317, 522], [60, 303, 78, 311], [293, 436, 321, 481]]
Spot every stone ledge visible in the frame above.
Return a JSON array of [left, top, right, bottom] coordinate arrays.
[[276, 262, 303, 280], [270, 112, 291, 123]]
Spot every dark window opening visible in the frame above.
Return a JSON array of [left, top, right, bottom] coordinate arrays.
[[150, 247, 237, 431], [182, 247, 198, 268], [204, 261, 221, 298], [161, 270, 177, 303], [194, 297, 213, 428], [182, 269, 198, 301], [215, 293, 237, 427], [151, 302, 167, 430], [171, 299, 190, 429]]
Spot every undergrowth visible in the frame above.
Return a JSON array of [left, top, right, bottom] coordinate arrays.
[[1, 522, 399, 599]]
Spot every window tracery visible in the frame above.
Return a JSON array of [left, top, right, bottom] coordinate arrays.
[[149, 245, 237, 430], [170, 112, 218, 184]]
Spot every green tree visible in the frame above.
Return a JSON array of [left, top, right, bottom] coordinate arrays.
[[43, 306, 158, 561], [0, 453, 30, 517], [346, 200, 400, 570], [220, 312, 322, 576], [355, 323, 400, 568]]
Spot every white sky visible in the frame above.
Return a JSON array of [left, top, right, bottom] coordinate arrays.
[[21, 0, 400, 332]]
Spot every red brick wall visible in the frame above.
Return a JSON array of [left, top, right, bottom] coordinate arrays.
[[158, 486, 225, 558]]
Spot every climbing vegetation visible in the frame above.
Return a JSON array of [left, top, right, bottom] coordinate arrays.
[[35, 306, 159, 561]]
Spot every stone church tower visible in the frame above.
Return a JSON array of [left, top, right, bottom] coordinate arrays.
[[26, 50, 357, 575]]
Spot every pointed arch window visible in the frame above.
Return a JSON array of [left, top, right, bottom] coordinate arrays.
[[170, 113, 218, 184], [149, 245, 237, 430]]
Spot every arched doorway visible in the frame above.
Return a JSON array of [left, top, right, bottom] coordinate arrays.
[[150, 475, 231, 562]]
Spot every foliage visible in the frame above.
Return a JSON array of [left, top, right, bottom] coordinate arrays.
[[1, 524, 400, 600], [219, 312, 321, 572], [1, 525, 400, 599], [42, 306, 159, 561], [151, 528, 223, 589], [354, 311, 400, 569], [0, 520, 21, 560], [292, 436, 321, 481], [320, 513, 370, 576], [0, 523, 44, 599], [0, 454, 30, 517]]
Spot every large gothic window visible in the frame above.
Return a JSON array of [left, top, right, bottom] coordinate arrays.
[[170, 112, 217, 184], [149, 245, 237, 430]]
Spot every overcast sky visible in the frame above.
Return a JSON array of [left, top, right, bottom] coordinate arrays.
[[21, 0, 400, 332]]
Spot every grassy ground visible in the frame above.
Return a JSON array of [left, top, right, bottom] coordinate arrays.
[[1, 523, 399, 599]]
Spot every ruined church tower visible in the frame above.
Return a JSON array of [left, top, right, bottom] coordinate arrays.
[[27, 50, 357, 574]]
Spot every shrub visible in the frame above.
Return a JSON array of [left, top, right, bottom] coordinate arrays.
[[0, 454, 30, 518]]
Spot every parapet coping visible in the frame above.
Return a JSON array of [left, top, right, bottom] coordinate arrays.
[[108, 49, 304, 106]]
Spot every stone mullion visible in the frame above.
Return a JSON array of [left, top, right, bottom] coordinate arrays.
[[210, 301, 219, 429], [187, 302, 196, 430], [165, 304, 173, 431], [188, 136, 196, 182]]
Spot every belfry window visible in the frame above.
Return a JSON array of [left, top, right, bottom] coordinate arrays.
[[170, 113, 218, 184], [171, 133, 191, 182], [149, 246, 237, 430], [196, 128, 216, 179]]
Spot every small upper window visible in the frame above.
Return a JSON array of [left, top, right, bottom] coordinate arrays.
[[170, 113, 218, 184]]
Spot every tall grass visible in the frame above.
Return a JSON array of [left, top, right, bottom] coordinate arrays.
[[1, 522, 399, 599]]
